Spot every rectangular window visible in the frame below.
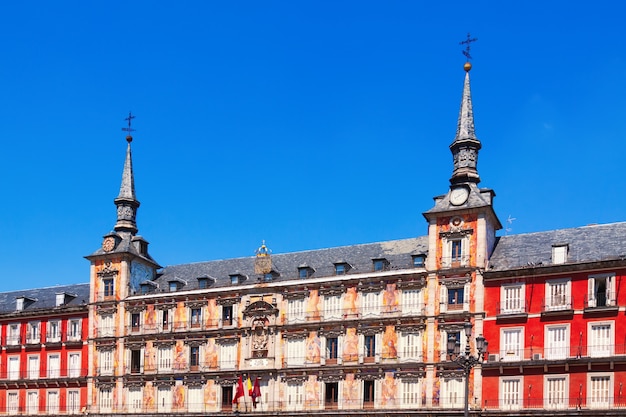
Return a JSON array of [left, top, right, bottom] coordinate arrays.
[[589, 374, 612, 408], [99, 388, 112, 413], [412, 255, 425, 268], [451, 240, 462, 262], [286, 383, 304, 410], [28, 355, 39, 379], [47, 320, 61, 343], [447, 288, 464, 310], [7, 323, 20, 345], [27, 391, 38, 414], [47, 354, 60, 378], [128, 387, 143, 413], [161, 309, 170, 331], [440, 283, 470, 313], [68, 319, 81, 341], [501, 328, 523, 361], [157, 386, 171, 412], [8, 356, 20, 380], [500, 377, 522, 410], [552, 244, 568, 264], [188, 386, 204, 412], [27, 321, 40, 344], [158, 346, 172, 372], [326, 337, 339, 361], [401, 289, 423, 315], [130, 349, 142, 373], [324, 382, 339, 408], [364, 335, 376, 359], [286, 338, 305, 366], [545, 375, 567, 409], [222, 306, 233, 326], [362, 292, 381, 317], [287, 299, 305, 324], [442, 377, 463, 408], [68, 353, 81, 378], [67, 390, 80, 414], [545, 279, 571, 311], [190, 346, 200, 369], [545, 325, 569, 360], [400, 332, 422, 361], [219, 343, 237, 369], [99, 350, 113, 375], [400, 380, 421, 408], [589, 322, 613, 357], [501, 284, 524, 314], [335, 264, 346, 275], [191, 308, 202, 328], [588, 273, 616, 308], [47, 391, 59, 415], [103, 278, 114, 298], [8, 392, 19, 415], [323, 295, 342, 320], [363, 380, 375, 406], [131, 313, 141, 332], [100, 314, 114, 337]]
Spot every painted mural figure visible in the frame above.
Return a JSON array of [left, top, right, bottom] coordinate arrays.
[[174, 301, 187, 330], [144, 381, 156, 411], [382, 325, 398, 359], [206, 299, 219, 328], [204, 380, 217, 411], [383, 283, 399, 313], [342, 328, 359, 362], [173, 384, 185, 409], [305, 331, 321, 364], [145, 304, 157, 330], [306, 289, 320, 320], [145, 341, 156, 372], [343, 373, 359, 408], [173, 340, 187, 370], [381, 372, 397, 407], [343, 286, 359, 317], [304, 375, 320, 408], [204, 338, 218, 369]]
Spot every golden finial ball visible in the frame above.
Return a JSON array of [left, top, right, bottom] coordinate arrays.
[[464, 62, 472, 72], [126, 135, 133, 143]]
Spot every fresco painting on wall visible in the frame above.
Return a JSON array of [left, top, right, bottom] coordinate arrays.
[[343, 328, 359, 361]]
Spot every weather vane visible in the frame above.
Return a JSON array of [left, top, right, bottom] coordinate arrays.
[[460, 32, 478, 61], [122, 111, 136, 141]]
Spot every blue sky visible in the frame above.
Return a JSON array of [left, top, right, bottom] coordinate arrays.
[[1, 1, 625, 291]]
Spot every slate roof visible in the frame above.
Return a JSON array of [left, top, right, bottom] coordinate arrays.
[[0, 283, 90, 315], [488, 222, 626, 271], [154, 237, 429, 292]]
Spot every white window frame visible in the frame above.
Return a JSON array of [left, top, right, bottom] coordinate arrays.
[[7, 391, 19, 415], [219, 342, 237, 369], [26, 321, 40, 344], [287, 298, 305, 324], [286, 337, 306, 366], [100, 314, 114, 337], [545, 279, 571, 311], [323, 295, 342, 320], [28, 355, 40, 380], [47, 354, 60, 378], [441, 329, 467, 361], [441, 377, 464, 408], [285, 382, 304, 411], [68, 352, 81, 378], [67, 390, 80, 414], [552, 245, 568, 264], [47, 320, 61, 343], [544, 374, 568, 409], [588, 273, 616, 308], [401, 289, 423, 315], [188, 385, 204, 412], [157, 346, 172, 372], [8, 356, 20, 380], [399, 331, 422, 361], [47, 390, 59, 415], [361, 292, 381, 317], [500, 327, 524, 362], [128, 387, 143, 413], [443, 235, 470, 268], [588, 373, 613, 409], [67, 319, 82, 341], [99, 349, 113, 376], [7, 323, 20, 345], [27, 391, 39, 415], [440, 282, 470, 313], [500, 377, 522, 410], [588, 321, 614, 357], [157, 386, 172, 412], [545, 324, 569, 360], [399, 379, 421, 408], [99, 388, 113, 413], [501, 284, 525, 314]]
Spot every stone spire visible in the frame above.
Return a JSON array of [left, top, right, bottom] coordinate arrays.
[[114, 116, 140, 237], [449, 62, 482, 185]]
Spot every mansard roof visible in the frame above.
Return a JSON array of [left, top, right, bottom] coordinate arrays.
[[0, 283, 90, 315], [152, 237, 429, 292], [487, 222, 626, 273]]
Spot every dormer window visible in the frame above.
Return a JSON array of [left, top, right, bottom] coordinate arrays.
[[140, 281, 158, 295], [552, 244, 569, 264], [230, 274, 244, 285], [413, 254, 426, 268], [298, 266, 314, 279], [372, 258, 389, 272], [55, 292, 76, 307], [334, 262, 351, 275], [168, 278, 186, 292], [16, 297, 36, 311], [169, 282, 179, 292]]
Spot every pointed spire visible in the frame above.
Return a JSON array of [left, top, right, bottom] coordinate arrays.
[[449, 62, 482, 185], [114, 113, 140, 236]]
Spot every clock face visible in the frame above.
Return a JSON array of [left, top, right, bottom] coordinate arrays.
[[450, 187, 469, 206], [102, 237, 115, 252], [130, 261, 152, 291]]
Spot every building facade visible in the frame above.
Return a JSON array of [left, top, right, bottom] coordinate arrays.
[[0, 285, 90, 415]]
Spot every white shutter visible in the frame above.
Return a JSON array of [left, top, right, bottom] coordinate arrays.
[[463, 283, 470, 311], [188, 386, 204, 412], [440, 285, 447, 313], [588, 278, 596, 307], [607, 275, 616, 306]]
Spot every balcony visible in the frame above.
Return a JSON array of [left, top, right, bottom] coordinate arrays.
[[482, 343, 626, 365], [440, 255, 470, 269], [584, 291, 619, 313], [496, 300, 529, 320], [541, 295, 574, 316]]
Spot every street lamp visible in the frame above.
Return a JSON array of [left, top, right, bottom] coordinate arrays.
[[447, 321, 488, 417]]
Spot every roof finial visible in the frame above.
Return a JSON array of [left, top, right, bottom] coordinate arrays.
[[122, 111, 136, 142], [459, 33, 477, 72]]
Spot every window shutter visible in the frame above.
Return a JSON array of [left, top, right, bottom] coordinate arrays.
[[588, 278, 596, 307], [463, 283, 470, 311], [608, 275, 616, 306], [440, 285, 447, 313]]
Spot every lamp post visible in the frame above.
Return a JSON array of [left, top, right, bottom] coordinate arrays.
[[447, 321, 488, 417]]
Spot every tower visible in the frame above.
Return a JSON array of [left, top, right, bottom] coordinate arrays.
[[85, 115, 160, 413]]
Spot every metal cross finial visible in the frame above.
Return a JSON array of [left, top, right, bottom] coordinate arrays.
[[122, 111, 136, 136], [460, 33, 478, 61]]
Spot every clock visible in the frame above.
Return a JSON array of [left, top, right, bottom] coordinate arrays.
[[102, 236, 116, 252], [449, 187, 469, 206], [130, 261, 153, 291]]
